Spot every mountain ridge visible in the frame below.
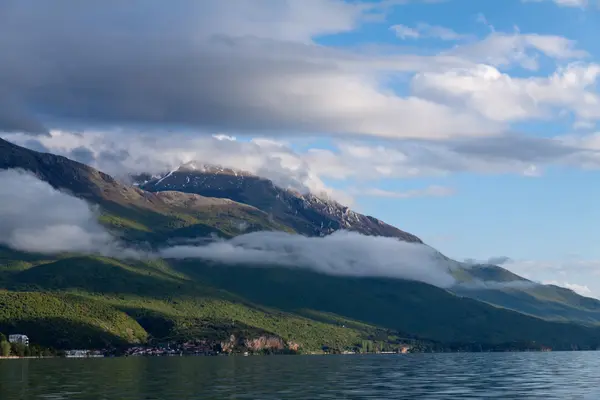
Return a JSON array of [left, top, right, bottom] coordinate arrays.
[[136, 162, 423, 242], [0, 137, 291, 242]]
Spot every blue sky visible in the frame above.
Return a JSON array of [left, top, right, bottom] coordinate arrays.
[[2, 0, 600, 296], [308, 0, 600, 258], [316, 0, 600, 295]]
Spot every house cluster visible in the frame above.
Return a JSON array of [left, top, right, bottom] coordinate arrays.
[[125, 340, 218, 357], [65, 349, 104, 358], [125, 346, 180, 357]]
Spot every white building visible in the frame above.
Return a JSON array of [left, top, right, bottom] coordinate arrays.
[[8, 334, 29, 346], [65, 350, 89, 358]]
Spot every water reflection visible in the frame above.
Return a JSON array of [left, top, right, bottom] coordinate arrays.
[[1, 353, 599, 399]]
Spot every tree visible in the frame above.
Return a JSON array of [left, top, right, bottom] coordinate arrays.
[[0, 332, 6, 342], [10, 343, 26, 357], [1, 341, 11, 357]]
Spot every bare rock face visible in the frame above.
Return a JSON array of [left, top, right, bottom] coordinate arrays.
[[243, 336, 285, 352], [219, 334, 295, 353], [287, 341, 300, 352], [137, 163, 422, 243], [220, 334, 237, 353]]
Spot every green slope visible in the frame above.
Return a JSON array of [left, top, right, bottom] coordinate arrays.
[[0, 248, 382, 351], [170, 260, 600, 348], [0, 291, 147, 349], [453, 264, 600, 326], [2, 247, 600, 351]]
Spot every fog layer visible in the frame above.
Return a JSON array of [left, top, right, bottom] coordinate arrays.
[[0, 169, 137, 257], [160, 230, 457, 288]]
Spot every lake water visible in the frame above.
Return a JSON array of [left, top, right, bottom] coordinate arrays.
[[1, 352, 599, 399]]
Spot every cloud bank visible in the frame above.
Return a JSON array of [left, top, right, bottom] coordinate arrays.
[[543, 280, 595, 297], [0, 169, 138, 257], [7, 128, 600, 197], [463, 256, 513, 266], [0, 169, 457, 288], [456, 279, 539, 291], [1, 0, 594, 139], [0, 0, 494, 139], [160, 230, 457, 288], [0, 167, 455, 290], [1, 167, 591, 297], [6, 129, 600, 211], [523, 0, 589, 8]]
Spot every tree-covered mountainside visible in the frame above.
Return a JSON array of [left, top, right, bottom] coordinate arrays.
[[0, 290, 148, 349], [452, 264, 600, 326], [2, 246, 600, 351], [2, 137, 600, 352], [0, 247, 390, 351]]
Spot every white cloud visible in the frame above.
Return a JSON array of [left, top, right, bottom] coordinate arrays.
[[560, 132, 600, 151], [1, 130, 356, 205], [6, 128, 600, 205], [303, 136, 578, 180], [0, 169, 139, 257], [524, 0, 589, 8], [0, 0, 501, 140], [390, 23, 469, 41], [447, 32, 587, 70], [464, 256, 513, 266], [0, 2, 590, 141], [501, 257, 600, 299], [543, 280, 595, 297], [212, 134, 237, 141], [354, 185, 455, 199], [160, 230, 457, 288], [412, 63, 600, 123], [390, 24, 420, 39]]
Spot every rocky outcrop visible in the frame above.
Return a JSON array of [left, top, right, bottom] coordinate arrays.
[[220, 334, 237, 353], [243, 336, 285, 352], [219, 334, 298, 353], [287, 341, 300, 352]]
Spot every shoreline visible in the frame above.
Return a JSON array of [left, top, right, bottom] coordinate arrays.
[[0, 356, 56, 359], [0, 350, 575, 360]]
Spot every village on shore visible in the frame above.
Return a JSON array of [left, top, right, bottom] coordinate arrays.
[[0, 331, 415, 359], [1, 331, 563, 360]]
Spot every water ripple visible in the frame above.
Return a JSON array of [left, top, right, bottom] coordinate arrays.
[[1, 353, 600, 399]]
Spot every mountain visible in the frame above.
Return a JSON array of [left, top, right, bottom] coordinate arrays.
[[452, 264, 600, 326], [0, 138, 288, 243], [137, 163, 422, 242], [3, 137, 600, 352], [136, 162, 600, 325]]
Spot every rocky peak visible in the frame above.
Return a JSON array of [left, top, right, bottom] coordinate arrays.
[[137, 163, 422, 243], [178, 162, 253, 177]]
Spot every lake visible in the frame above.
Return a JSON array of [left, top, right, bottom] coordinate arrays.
[[1, 352, 599, 399]]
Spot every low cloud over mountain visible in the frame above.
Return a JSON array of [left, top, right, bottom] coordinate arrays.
[[0, 169, 138, 257], [160, 230, 457, 288], [0, 167, 456, 288]]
